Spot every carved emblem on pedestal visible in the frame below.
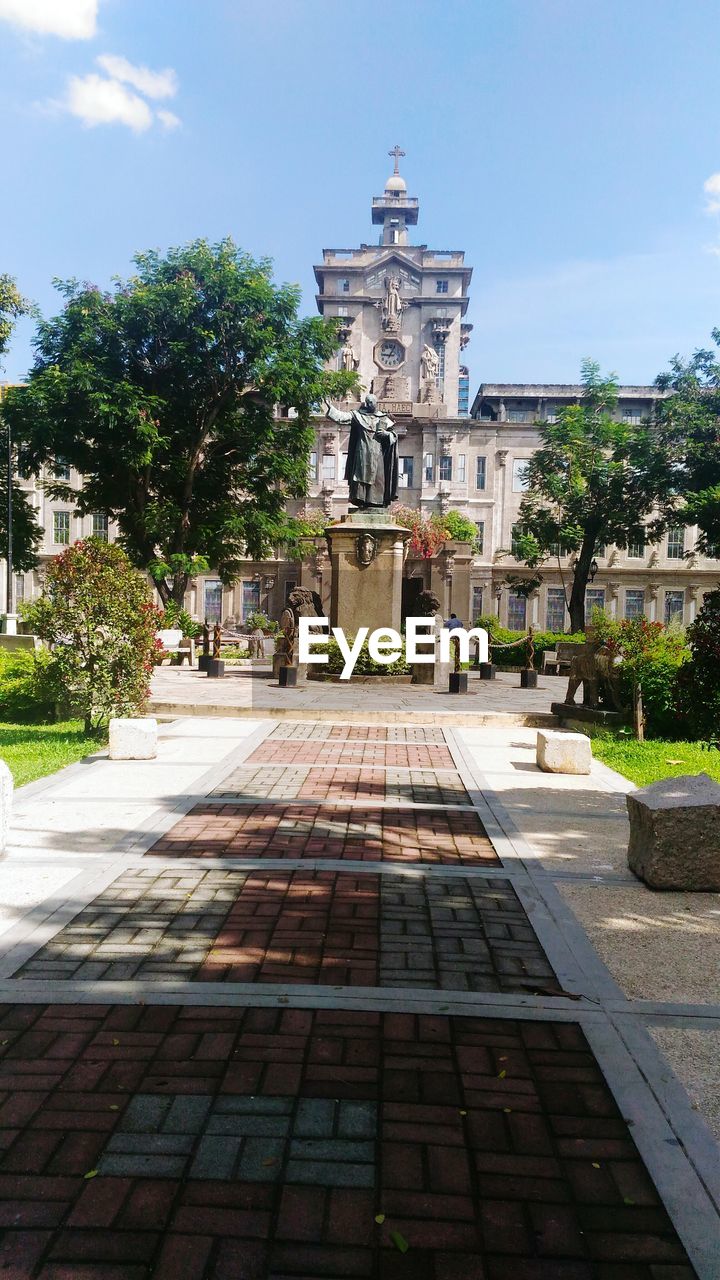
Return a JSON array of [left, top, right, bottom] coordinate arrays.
[[356, 532, 377, 567]]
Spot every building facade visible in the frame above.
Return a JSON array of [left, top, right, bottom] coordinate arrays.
[[5, 158, 719, 630]]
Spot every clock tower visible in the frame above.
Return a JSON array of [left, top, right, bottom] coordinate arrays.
[[313, 150, 472, 418]]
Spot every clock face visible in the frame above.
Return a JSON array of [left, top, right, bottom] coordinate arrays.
[[377, 339, 405, 369]]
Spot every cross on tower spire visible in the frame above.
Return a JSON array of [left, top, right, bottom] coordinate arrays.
[[388, 144, 405, 175]]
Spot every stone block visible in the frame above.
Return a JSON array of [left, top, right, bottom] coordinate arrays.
[[536, 729, 591, 775], [108, 717, 158, 761], [627, 772, 720, 890], [0, 759, 12, 853]]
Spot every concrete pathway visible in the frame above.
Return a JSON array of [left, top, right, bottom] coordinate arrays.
[[0, 716, 717, 1277], [149, 664, 563, 725]]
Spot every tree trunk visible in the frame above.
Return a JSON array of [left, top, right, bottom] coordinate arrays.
[[568, 533, 599, 633], [171, 574, 190, 608]]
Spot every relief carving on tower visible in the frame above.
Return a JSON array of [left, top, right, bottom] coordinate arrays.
[[374, 276, 408, 332]]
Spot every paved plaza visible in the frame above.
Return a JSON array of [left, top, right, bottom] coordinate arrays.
[[0, 715, 718, 1277]]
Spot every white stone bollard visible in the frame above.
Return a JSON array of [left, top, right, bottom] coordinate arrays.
[[0, 759, 13, 852], [536, 729, 592, 775], [108, 717, 158, 761], [627, 773, 720, 890]]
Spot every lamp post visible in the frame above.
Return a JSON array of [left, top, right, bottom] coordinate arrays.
[[589, 558, 599, 584]]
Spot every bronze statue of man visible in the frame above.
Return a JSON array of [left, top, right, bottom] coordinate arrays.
[[325, 393, 399, 509]]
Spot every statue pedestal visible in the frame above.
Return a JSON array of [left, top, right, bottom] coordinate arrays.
[[326, 512, 411, 635]]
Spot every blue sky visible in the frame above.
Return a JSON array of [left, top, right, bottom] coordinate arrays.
[[1, 0, 720, 389]]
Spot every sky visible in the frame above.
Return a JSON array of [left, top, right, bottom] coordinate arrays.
[[1, 0, 720, 390]]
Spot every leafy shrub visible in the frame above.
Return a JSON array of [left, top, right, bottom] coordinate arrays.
[[473, 616, 584, 668], [675, 588, 720, 740], [161, 601, 201, 638], [244, 611, 278, 634], [589, 610, 689, 738], [321, 636, 411, 676], [0, 649, 59, 721], [22, 539, 162, 733], [439, 510, 479, 545]]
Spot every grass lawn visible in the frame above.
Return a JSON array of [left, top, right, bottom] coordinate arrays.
[[0, 720, 106, 788], [593, 736, 720, 787]]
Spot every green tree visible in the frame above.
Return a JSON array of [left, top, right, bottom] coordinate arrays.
[[22, 539, 162, 733], [514, 360, 671, 633], [655, 331, 720, 552], [0, 275, 43, 574], [4, 240, 354, 605]]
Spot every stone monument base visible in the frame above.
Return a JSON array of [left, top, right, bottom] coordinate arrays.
[[326, 511, 411, 636]]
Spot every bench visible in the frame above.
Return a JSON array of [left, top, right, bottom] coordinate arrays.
[[542, 641, 580, 676], [156, 630, 195, 665]]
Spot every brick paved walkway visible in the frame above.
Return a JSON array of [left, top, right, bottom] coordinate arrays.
[[0, 718, 710, 1277]]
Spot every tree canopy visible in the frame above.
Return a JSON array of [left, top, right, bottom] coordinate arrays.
[[655, 330, 720, 552], [514, 360, 672, 632], [3, 239, 353, 604], [0, 275, 43, 573]]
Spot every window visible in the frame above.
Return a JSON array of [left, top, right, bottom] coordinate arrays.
[[439, 455, 452, 482], [546, 587, 566, 632], [585, 588, 605, 623], [337, 306, 348, 316], [340, 452, 348, 478], [508, 591, 527, 630], [471, 585, 484, 620], [240, 581, 260, 622], [284, 580, 297, 603], [457, 454, 466, 483], [625, 589, 645, 620], [622, 407, 643, 424], [53, 511, 70, 545], [475, 456, 486, 490], [706, 542, 720, 559], [545, 406, 558, 422], [53, 458, 70, 480], [508, 410, 531, 423], [204, 580, 224, 624], [667, 527, 685, 559], [475, 521, 485, 555], [458, 372, 469, 417], [436, 279, 449, 294], [398, 456, 414, 489], [511, 524, 525, 558], [14, 574, 24, 605], [512, 459, 530, 491], [424, 452, 434, 483], [321, 454, 336, 483], [337, 278, 350, 294], [549, 541, 566, 558], [627, 534, 645, 559], [664, 591, 684, 626], [92, 513, 108, 542], [595, 544, 606, 559], [308, 451, 318, 482]]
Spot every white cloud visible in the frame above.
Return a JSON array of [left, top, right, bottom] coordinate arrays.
[[157, 109, 181, 130], [704, 172, 720, 215], [65, 72, 154, 132], [0, 0, 98, 39], [56, 54, 181, 133], [96, 54, 177, 100]]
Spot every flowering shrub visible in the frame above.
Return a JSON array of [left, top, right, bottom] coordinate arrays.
[[391, 506, 446, 559], [588, 609, 688, 737], [22, 539, 162, 733], [675, 588, 720, 741]]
